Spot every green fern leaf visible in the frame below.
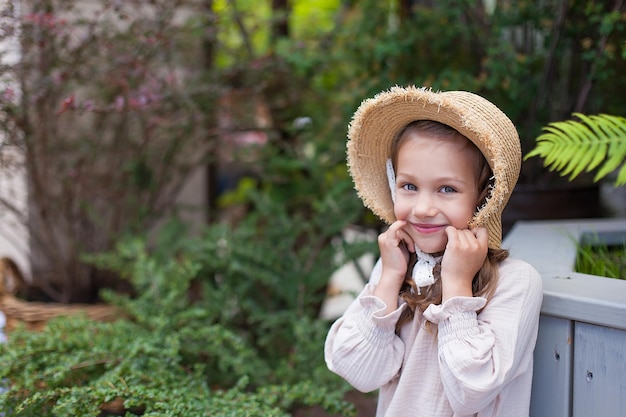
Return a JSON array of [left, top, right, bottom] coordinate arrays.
[[594, 121, 626, 180], [573, 113, 611, 142], [559, 119, 603, 177], [562, 132, 590, 177], [615, 162, 626, 186], [600, 136, 626, 177], [525, 113, 626, 186], [571, 142, 599, 180]]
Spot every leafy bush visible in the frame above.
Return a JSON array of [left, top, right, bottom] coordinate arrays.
[[0, 315, 353, 416], [0, 252, 355, 416], [0, 177, 375, 415]]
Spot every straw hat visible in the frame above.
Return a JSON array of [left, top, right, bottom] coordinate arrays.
[[347, 86, 521, 249]]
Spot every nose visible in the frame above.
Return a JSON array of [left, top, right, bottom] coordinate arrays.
[[411, 193, 438, 218]]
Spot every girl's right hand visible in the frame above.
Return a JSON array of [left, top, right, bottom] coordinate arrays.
[[377, 220, 414, 286], [374, 220, 414, 313]]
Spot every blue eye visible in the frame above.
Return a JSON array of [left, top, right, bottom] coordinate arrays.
[[402, 183, 417, 191], [441, 186, 456, 193]]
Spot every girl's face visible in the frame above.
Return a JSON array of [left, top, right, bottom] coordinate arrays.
[[393, 131, 482, 254]]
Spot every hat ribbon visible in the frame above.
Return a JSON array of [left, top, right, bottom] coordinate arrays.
[[386, 158, 397, 203], [412, 246, 442, 295]]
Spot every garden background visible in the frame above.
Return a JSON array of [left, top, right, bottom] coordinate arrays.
[[0, 0, 624, 416]]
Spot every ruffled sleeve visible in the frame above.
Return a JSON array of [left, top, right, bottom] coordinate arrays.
[[424, 259, 543, 415], [324, 260, 407, 393]]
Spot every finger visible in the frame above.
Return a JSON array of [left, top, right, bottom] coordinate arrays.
[[396, 229, 415, 253], [473, 226, 489, 246], [387, 220, 407, 233], [379, 220, 405, 240], [446, 226, 479, 250], [379, 221, 410, 248], [444, 225, 458, 240], [459, 228, 484, 249], [454, 229, 475, 248], [388, 220, 416, 252], [473, 226, 488, 241]]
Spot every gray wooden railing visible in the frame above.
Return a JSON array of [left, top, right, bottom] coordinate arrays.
[[503, 219, 626, 417]]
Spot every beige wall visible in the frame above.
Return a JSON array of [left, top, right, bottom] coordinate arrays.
[[0, 0, 31, 277]]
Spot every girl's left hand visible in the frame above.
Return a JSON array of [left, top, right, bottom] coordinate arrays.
[[440, 226, 488, 300]]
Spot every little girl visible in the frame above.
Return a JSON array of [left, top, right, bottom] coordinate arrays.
[[325, 86, 543, 417]]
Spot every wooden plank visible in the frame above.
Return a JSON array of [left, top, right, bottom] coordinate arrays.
[[531, 315, 573, 417], [573, 322, 626, 417]]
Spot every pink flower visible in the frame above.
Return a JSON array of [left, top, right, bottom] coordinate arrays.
[[57, 94, 75, 115]]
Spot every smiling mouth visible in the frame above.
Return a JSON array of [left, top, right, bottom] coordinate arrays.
[[413, 223, 445, 234]]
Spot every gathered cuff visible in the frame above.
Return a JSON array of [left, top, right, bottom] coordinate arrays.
[[423, 296, 486, 323], [355, 284, 406, 348], [423, 296, 486, 345]]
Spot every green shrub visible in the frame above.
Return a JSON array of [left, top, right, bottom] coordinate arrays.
[[0, 315, 354, 416], [0, 181, 374, 415]]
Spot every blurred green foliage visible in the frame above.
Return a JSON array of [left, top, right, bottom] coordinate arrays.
[[1, 0, 625, 415], [269, 0, 626, 180], [0, 183, 374, 414]]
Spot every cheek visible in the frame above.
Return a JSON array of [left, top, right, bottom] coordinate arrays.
[[456, 201, 478, 225], [393, 199, 411, 220]]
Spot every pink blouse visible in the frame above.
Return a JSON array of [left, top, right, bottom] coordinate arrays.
[[325, 257, 543, 417]]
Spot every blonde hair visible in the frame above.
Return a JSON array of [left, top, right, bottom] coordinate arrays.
[[390, 120, 507, 330]]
